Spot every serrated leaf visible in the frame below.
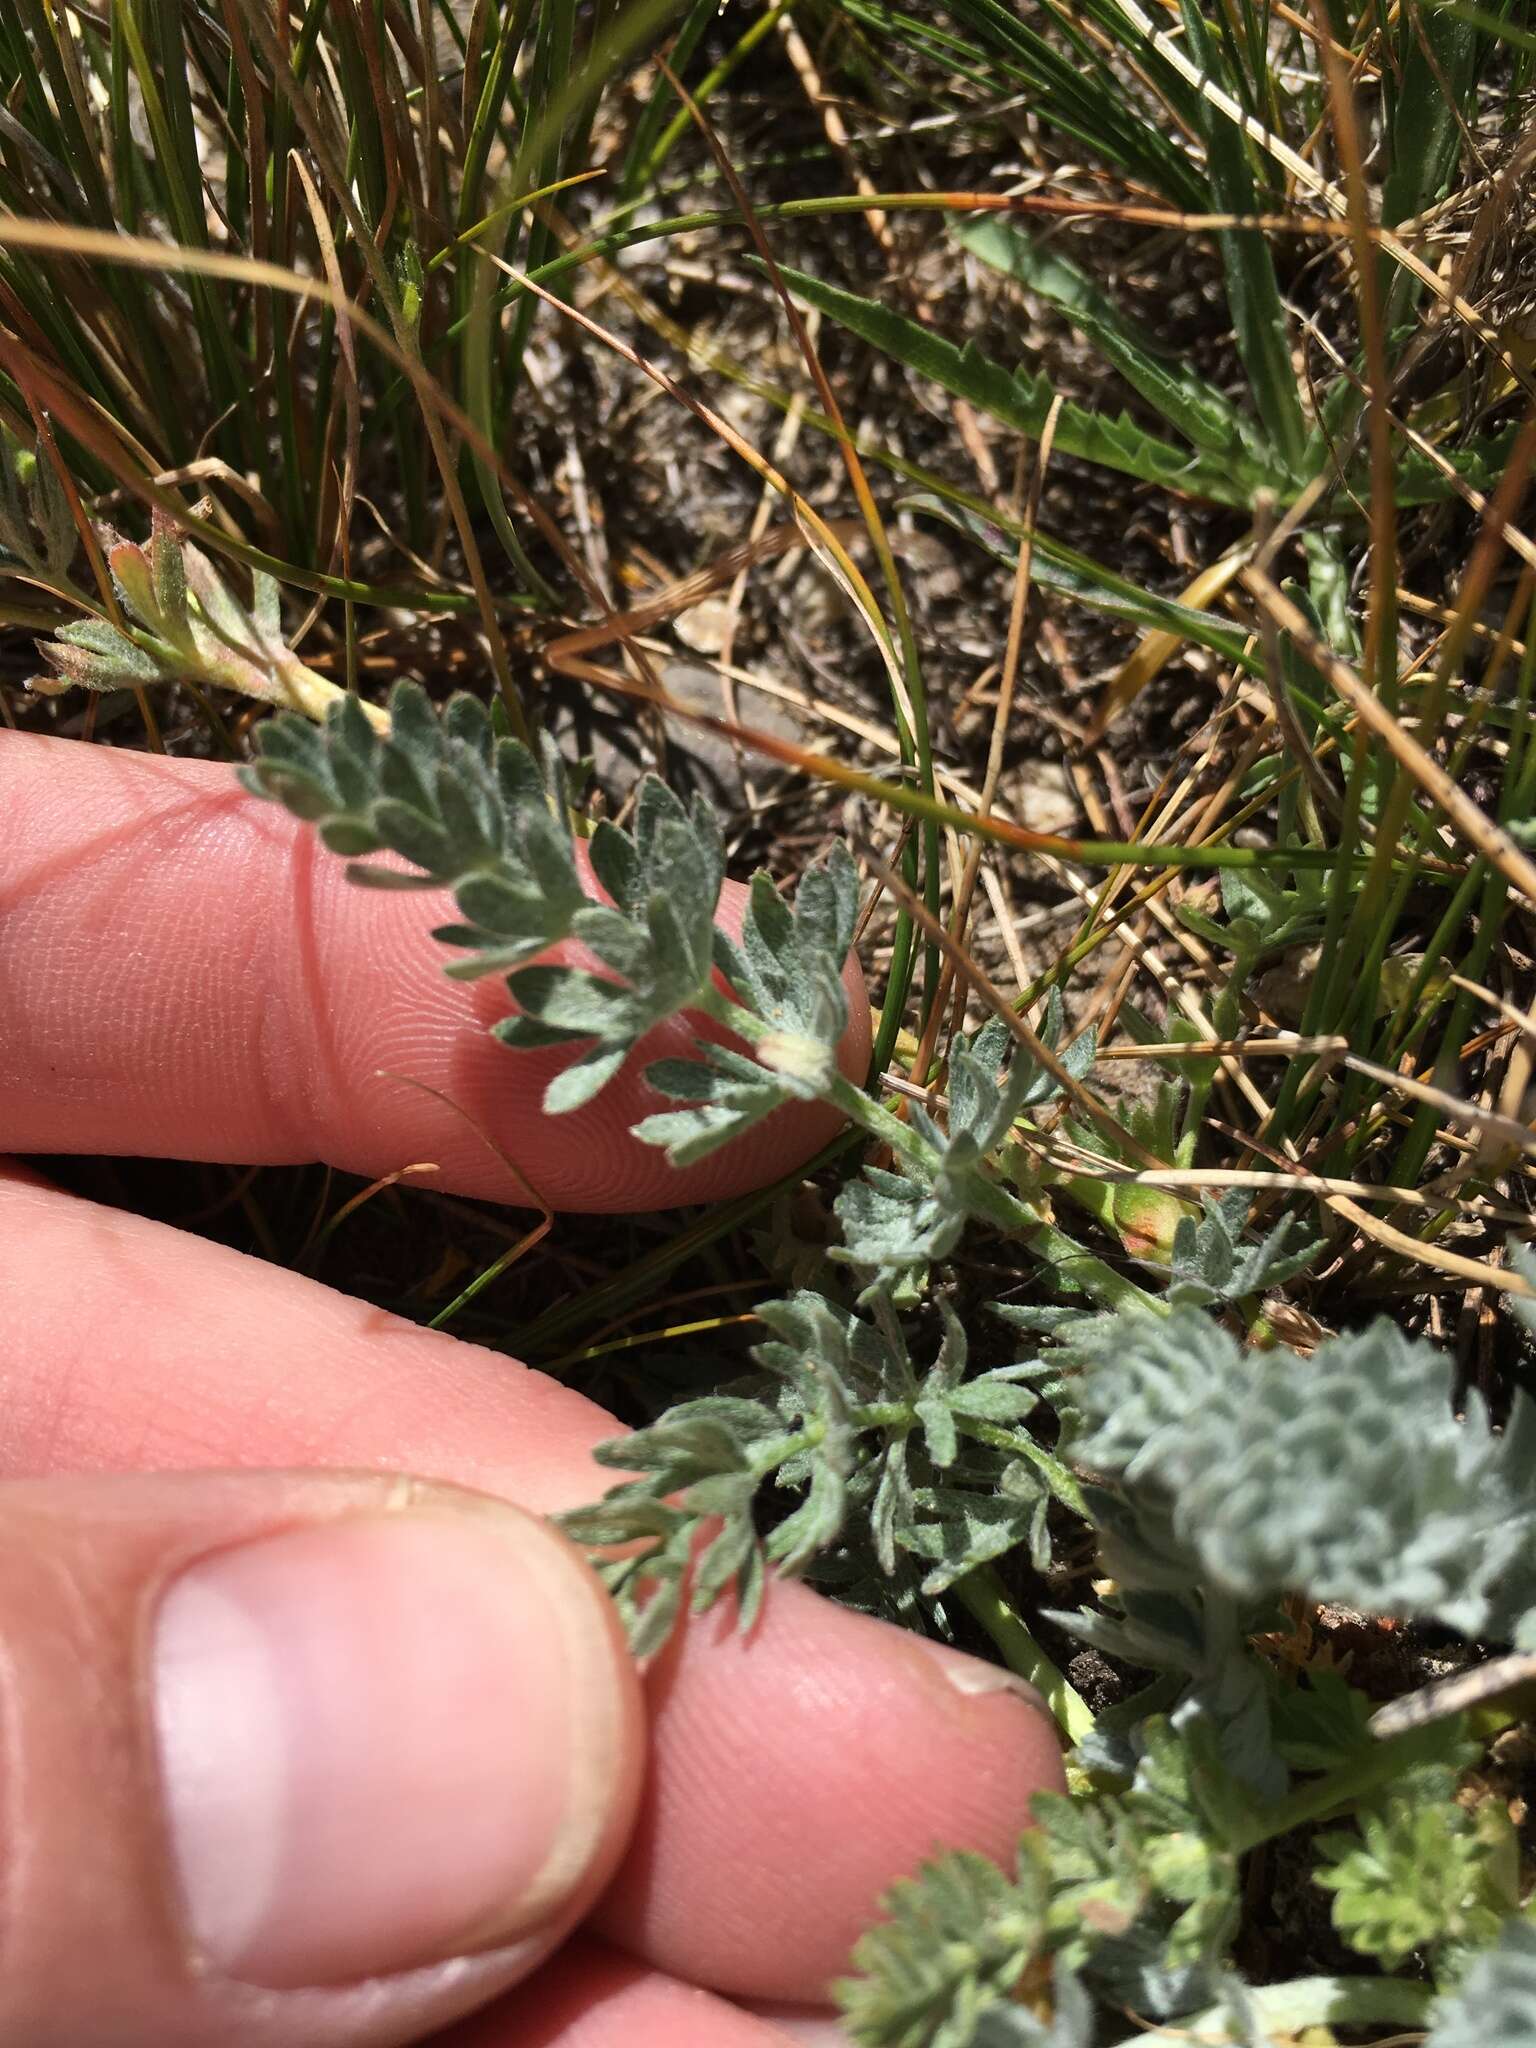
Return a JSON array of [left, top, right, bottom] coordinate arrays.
[[954, 218, 1275, 479], [837, 1846, 1049, 2048], [835, 1007, 1086, 1280], [1315, 1787, 1515, 1973], [1038, 1712, 1245, 2018], [563, 1287, 1062, 1657], [1164, 1187, 1323, 1308], [633, 843, 858, 1165], [778, 262, 1250, 505]]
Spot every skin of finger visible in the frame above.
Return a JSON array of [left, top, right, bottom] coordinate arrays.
[[0, 733, 870, 1211], [0, 1174, 1066, 2002], [743, 2007, 851, 2046], [430, 1940, 807, 2048], [0, 1469, 642, 2048]]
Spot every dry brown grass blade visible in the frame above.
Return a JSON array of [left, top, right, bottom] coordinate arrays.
[[0, 216, 600, 629], [544, 521, 859, 658], [908, 402, 1063, 1093], [1089, 546, 1252, 744], [498, 261, 904, 687], [291, 156, 362, 625], [231, 0, 528, 737], [657, 51, 930, 775], [1328, 1192, 1532, 1298]]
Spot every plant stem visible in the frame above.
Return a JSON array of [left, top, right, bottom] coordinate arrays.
[[1232, 1730, 1431, 1855], [953, 1564, 1096, 1747], [1150, 1973, 1435, 2042], [711, 997, 1166, 1321]]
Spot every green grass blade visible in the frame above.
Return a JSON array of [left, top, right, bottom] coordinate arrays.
[[935, 0, 1209, 205], [954, 216, 1280, 479], [619, 0, 717, 197], [905, 491, 1261, 674], [776, 260, 1253, 505], [1177, 0, 1308, 474]]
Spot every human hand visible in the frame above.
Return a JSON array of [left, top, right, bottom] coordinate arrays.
[[0, 732, 1065, 2048]]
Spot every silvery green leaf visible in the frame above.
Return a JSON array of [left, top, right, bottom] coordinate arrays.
[[1425, 1917, 1536, 2048], [633, 1047, 790, 1165], [252, 675, 868, 1122], [718, 844, 857, 1054], [836, 1163, 966, 1273], [51, 615, 161, 682], [836, 1004, 1094, 1284], [1165, 1187, 1323, 1307], [1037, 1714, 1245, 2020], [869, 1436, 915, 1576], [563, 1285, 1063, 1658], [1506, 1244, 1536, 1334], [1072, 1309, 1536, 1643], [946, 1378, 1039, 1426], [249, 682, 765, 1111], [901, 1483, 1049, 1594], [631, 842, 859, 1164], [767, 1452, 849, 1575]]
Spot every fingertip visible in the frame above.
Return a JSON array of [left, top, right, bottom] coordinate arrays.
[[595, 1578, 1064, 2002], [440, 1941, 810, 2048]]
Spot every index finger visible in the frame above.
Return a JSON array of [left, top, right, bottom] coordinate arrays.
[[0, 732, 869, 1210]]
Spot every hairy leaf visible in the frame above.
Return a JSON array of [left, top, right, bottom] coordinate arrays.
[[1070, 1312, 1536, 1642], [560, 1288, 1054, 1646], [837, 1847, 1049, 2048], [1164, 1188, 1323, 1308], [632, 844, 859, 1163], [836, 1002, 1092, 1279], [1426, 1918, 1536, 2048]]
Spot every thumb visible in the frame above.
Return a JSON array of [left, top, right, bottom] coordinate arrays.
[[0, 1468, 642, 2048]]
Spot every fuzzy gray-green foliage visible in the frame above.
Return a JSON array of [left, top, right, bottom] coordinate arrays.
[[31, 506, 322, 708], [840, 1708, 1255, 2044], [1163, 1186, 1323, 1309], [633, 847, 861, 1162], [244, 681, 856, 1129], [238, 688, 1535, 2047], [1067, 1309, 1536, 1644], [833, 998, 1093, 1279], [1425, 1919, 1536, 2048], [556, 1287, 1053, 1654]]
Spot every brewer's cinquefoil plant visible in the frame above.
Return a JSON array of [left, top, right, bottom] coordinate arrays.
[[229, 682, 1536, 2043]]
